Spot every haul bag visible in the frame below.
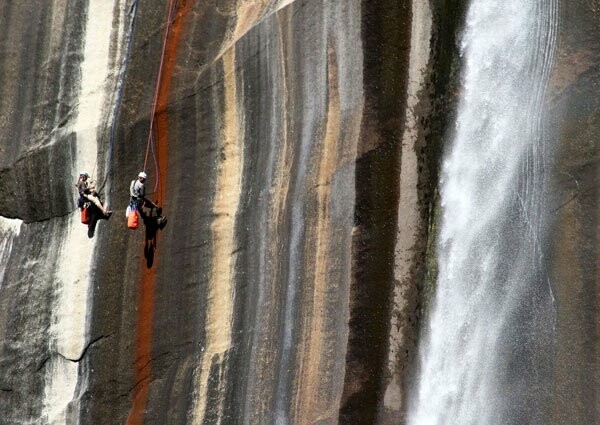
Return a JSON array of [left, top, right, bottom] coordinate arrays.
[[127, 209, 139, 230], [81, 207, 90, 224]]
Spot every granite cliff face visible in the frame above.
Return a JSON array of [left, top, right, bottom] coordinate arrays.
[[0, 0, 598, 424], [0, 1, 436, 423], [546, 1, 600, 423]]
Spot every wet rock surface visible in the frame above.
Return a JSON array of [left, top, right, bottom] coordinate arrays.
[[546, 1, 600, 423], [1, 0, 598, 424]]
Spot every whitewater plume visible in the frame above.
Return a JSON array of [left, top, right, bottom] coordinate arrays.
[[409, 0, 558, 424]]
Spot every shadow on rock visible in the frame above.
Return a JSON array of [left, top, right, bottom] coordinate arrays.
[[86, 204, 112, 239], [141, 207, 167, 268]]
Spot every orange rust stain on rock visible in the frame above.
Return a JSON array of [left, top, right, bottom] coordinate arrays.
[[127, 2, 194, 424], [155, 0, 195, 202], [127, 267, 156, 425]]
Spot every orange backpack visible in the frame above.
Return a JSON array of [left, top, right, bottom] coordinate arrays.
[[127, 207, 139, 230]]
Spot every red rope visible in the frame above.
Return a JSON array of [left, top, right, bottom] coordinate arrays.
[[143, 0, 177, 173]]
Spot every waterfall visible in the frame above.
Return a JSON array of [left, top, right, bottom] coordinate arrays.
[[408, 0, 558, 424]]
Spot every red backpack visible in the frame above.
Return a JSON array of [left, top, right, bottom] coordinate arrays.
[[81, 207, 90, 224]]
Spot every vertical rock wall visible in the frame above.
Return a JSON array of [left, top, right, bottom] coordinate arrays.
[[0, 1, 129, 423], [14, 0, 600, 424], [0, 0, 436, 422], [546, 1, 600, 423]]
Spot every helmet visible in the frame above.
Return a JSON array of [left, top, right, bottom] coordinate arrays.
[[138, 171, 147, 179], [79, 171, 89, 178]]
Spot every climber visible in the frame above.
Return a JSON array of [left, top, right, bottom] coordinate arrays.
[[130, 171, 147, 209], [76, 172, 112, 217], [129, 171, 167, 222]]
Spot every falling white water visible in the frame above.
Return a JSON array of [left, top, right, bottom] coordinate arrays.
[[409, 0, 558, 424]]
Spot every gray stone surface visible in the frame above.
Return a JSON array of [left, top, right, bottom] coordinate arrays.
[[1, 0, 598, 424], [546, 1, 600, 423]]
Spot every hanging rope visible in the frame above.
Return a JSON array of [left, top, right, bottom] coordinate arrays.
[[143, 0, 178, 198], [150, 132, 160, 193], [97, 0, 140, 193]]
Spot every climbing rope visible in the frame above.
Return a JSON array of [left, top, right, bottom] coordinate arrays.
[[143, 0, 178, 199], [97, 0, 140, 194], [150, 132, 160, 194]]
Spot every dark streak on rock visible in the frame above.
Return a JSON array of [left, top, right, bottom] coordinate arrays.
[[339, 1, 411, 423], [36, 356, 51, 373]]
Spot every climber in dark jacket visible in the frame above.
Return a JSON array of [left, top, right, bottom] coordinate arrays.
[[76, 172, 112, 217]]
